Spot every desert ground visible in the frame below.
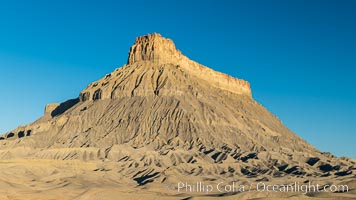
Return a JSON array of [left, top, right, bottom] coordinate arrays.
[[0, 158, 354, 200]]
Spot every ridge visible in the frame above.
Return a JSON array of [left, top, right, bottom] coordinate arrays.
[[82, 33, 252, 101]]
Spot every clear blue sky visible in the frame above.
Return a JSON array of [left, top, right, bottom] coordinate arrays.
[[0, 0, 355, 158]]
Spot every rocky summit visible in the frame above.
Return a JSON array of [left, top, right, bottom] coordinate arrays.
[[0, 33, 355, 200]]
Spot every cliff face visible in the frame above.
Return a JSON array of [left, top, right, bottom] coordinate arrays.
[[80, 33, 251, 102], [44, 103, 60, 115], [127, 33, 179, 65]]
